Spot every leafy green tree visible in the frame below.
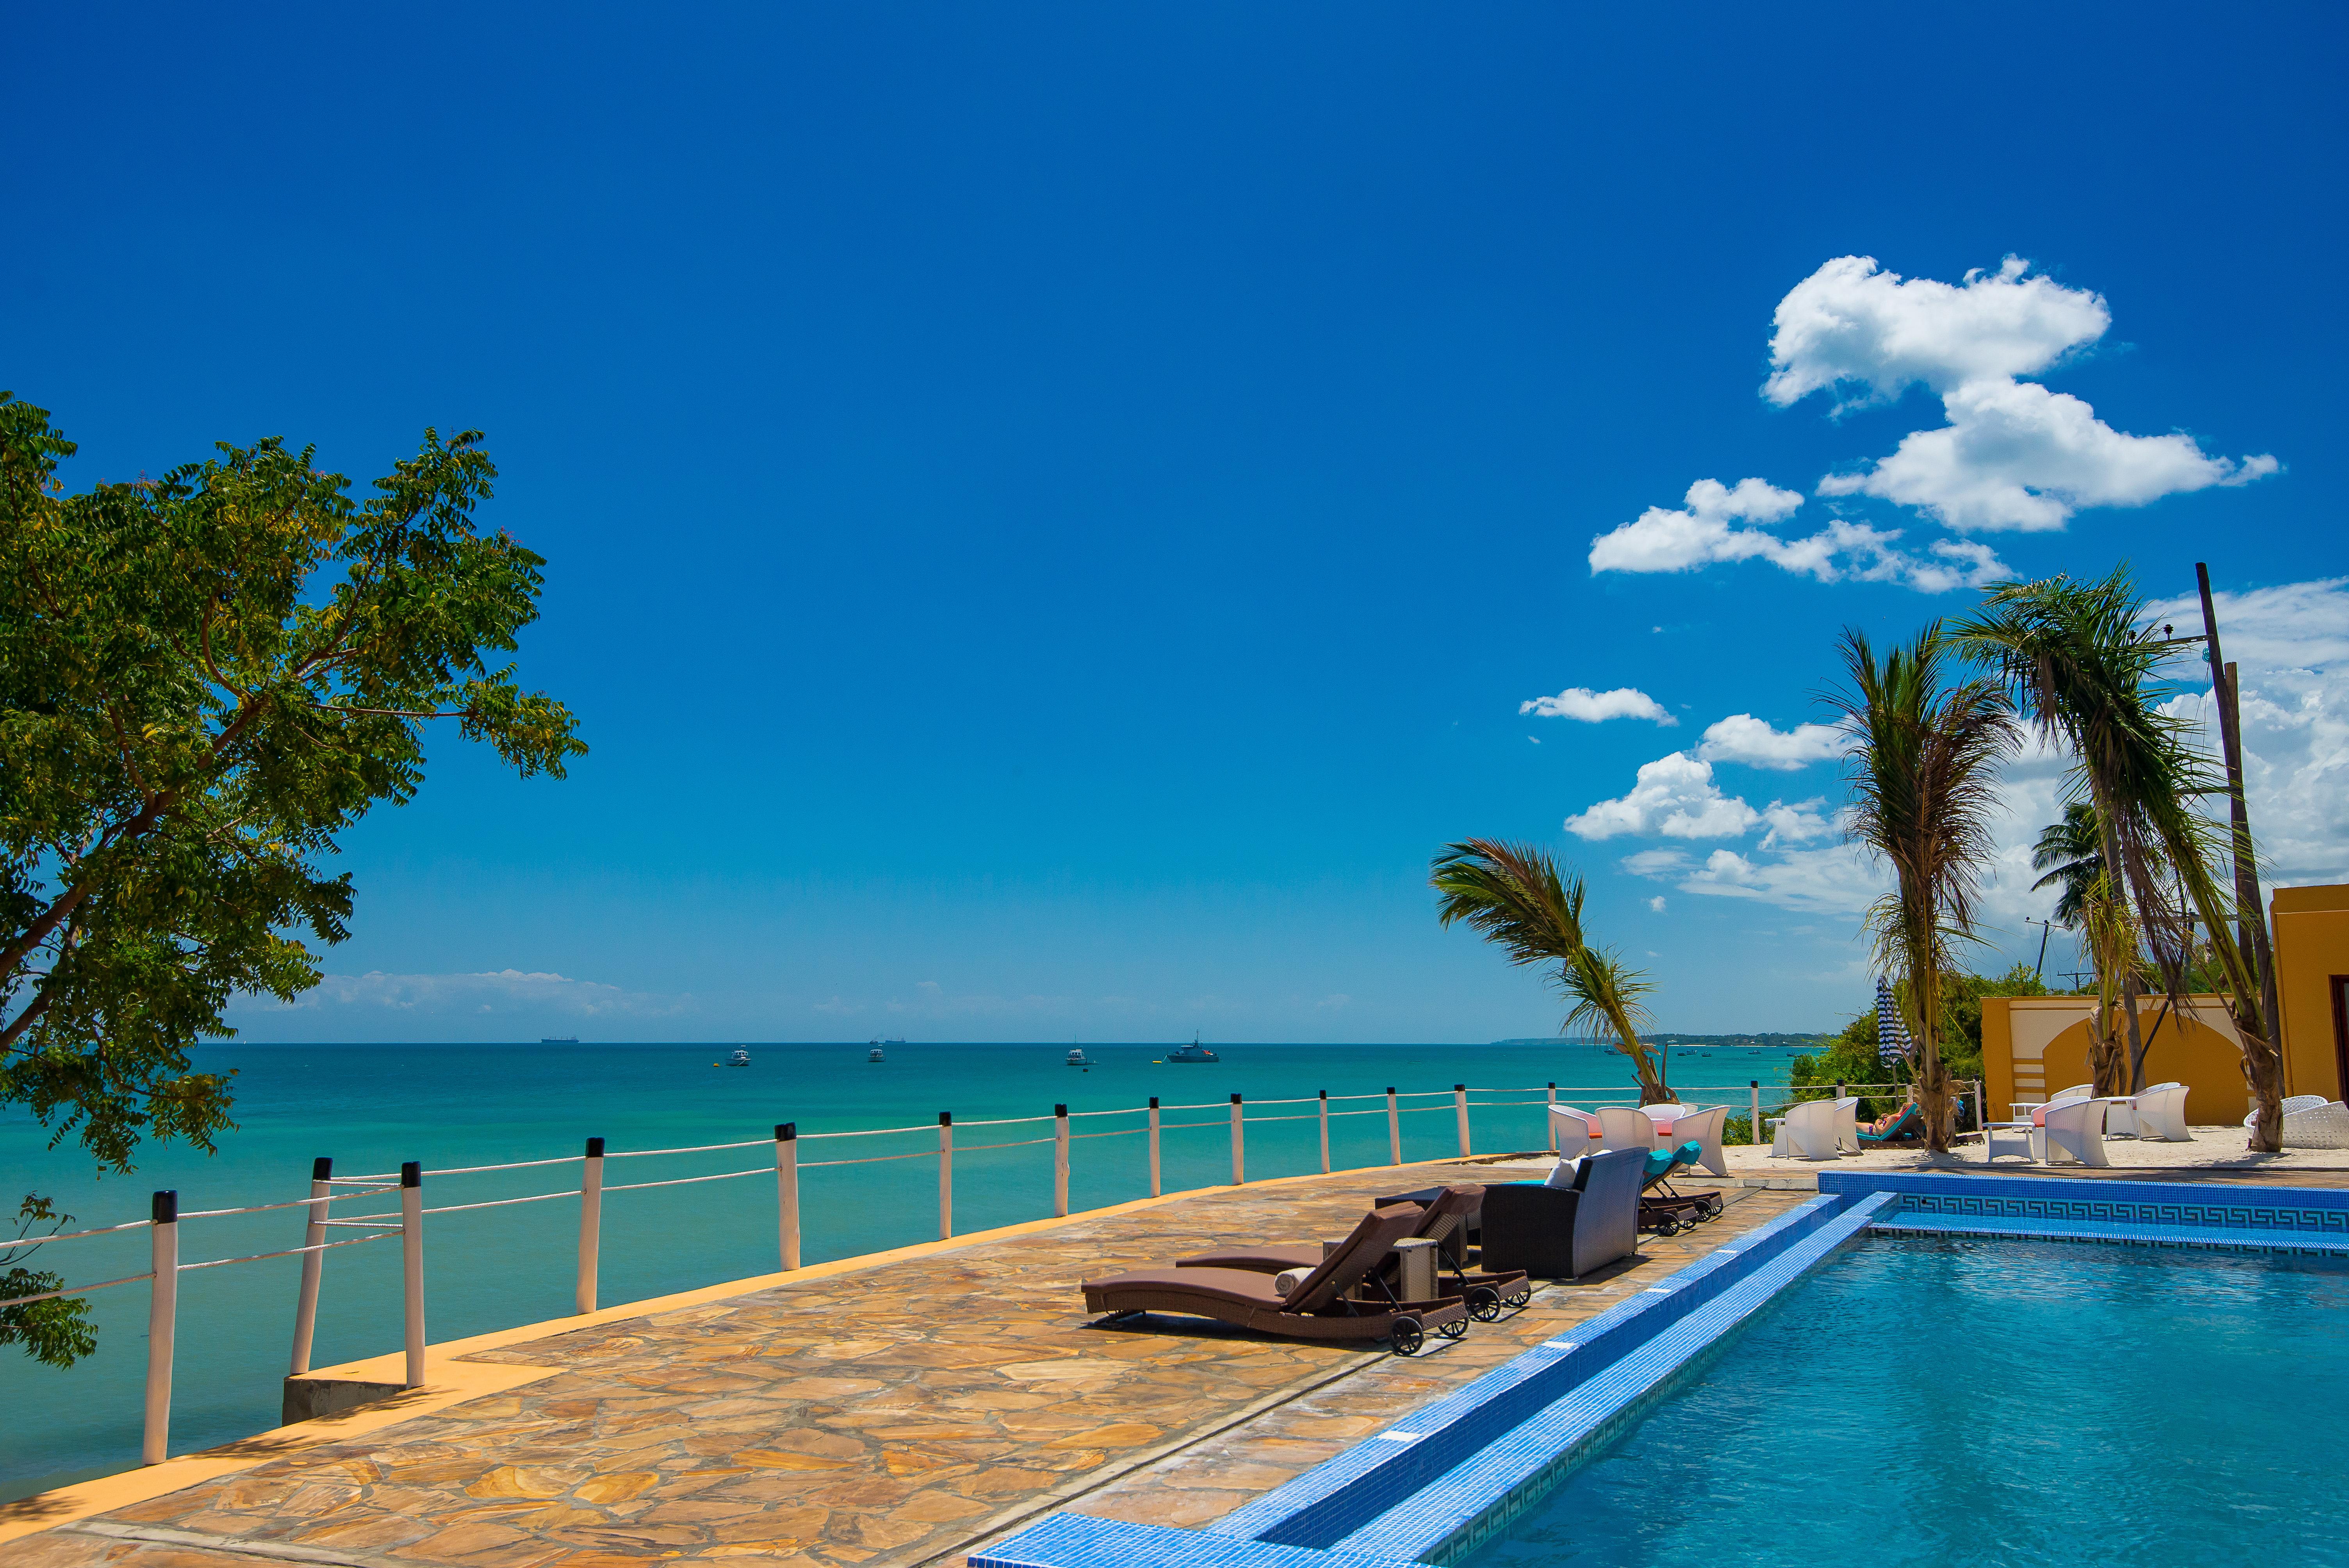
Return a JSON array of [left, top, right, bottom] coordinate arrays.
[[1952, 568, 2284, 1145], [2030, 803, 2105, 929], [1430, 839, 1670, 1103], [0, 394, 584, 1363], [1834, 625, 2018, 1153]]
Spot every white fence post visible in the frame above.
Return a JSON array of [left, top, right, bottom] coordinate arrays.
[[1147, 1096, 1161, 1198], [290, 1157, 330, 1376], [575, 1137, 604, 1314], [1230, 1094, 1245, 1185], [1454, 1084, 1471, 1159], [938, 1112, 954, 1240], [141, 1191, 178, 1465], [1317, 1090, 1330, 1174], [1546, 1084, 1559, 1153], [399, 1163, 425, 1389], [1750, 1080, 1762, 1146], [1386, 1087, 1401, 1166], [1053, 1105, 1070, 1217], [773, 1124, 800, 1270]]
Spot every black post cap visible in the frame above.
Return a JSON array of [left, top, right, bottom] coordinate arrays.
[[775, 1122, 796, 1141], [1231, 1092, 1242, 1104], [311, 1156, 333, 1181], [1386, 1086, 1396, 1096], [400, 1161, 422, 1188], [1319, 1089, 1327, 1099], [151, 1190, 178, 1224], [1750, 1079, 1759, 1088], [586, 1136, 606, 1157], [1055, 1103, 1068, 1118], [1149, 1095, 1159, 1109], [1455, 1083, 1466, 1092], [939, 1111, 952, 1126]]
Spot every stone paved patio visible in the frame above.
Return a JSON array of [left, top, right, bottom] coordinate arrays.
[[0, 1160, 1802, 1568]]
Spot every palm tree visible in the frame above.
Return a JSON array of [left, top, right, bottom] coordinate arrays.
[[2030, 803, 2104, 930], [1950, 568, 2285, 1148], [1430, 839, 1670, 1104], [1835, 625, 2018, 1155]]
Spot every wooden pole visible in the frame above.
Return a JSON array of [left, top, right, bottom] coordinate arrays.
[[1547, 1083, 1559, 1153], [575, 1138, 604, 1314], [2198, 564, 2284, 1053], [399, 1163, 425, 1389], [938, 1112, 954, 1240], [1750, 1080, 1762, 1145], [1317, 1090, 1330, 1174], [141, 1191, 178, 1465], [1386, 1087, 1401, 1165], [1053, 1106, 1070, 1217], [1147, 1097, 1161, 1197], [289, 1158, 330, 1376], [1453, 1084, 1471, 1159], [773, 1124, 800, 1270], [1229, 1094, 1246, 1185]]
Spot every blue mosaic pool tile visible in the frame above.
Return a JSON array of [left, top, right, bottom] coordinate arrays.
[[1870, 1210, 2349, 1256], [971, 1512, 1434, 1568], [1328, 1193, 1900, 1565], [1212, 1192, 1852, 1552], [1819, 1170, 2349, 1236]]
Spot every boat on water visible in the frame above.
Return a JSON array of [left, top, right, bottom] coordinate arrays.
[[541, 1037, 579, 1044], [1166, 1035, 1218, 1064], [868, 1041, 887, 1062], [725, 1047, 750, 1067], [1066, 1047, 1093, 1066]]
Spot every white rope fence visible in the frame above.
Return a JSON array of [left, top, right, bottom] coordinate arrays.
[[2, 1071, 1895, 1475]]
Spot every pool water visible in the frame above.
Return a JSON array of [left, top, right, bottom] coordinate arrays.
[[1465, 1237, 2349, 1568]]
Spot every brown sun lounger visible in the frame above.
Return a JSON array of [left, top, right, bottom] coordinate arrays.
[[1174, 1184, 1531, 1321], [1082, 1203, 1468, 1354]]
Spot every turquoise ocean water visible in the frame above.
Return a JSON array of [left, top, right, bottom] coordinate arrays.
[[0, 1039, 1802, 1503]]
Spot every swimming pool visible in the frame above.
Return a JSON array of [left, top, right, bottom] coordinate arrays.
[[977, 1176, 2349, 1568], [1465, 1236, 2349, 1567]]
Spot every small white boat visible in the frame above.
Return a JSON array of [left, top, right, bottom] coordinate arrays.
[[1066, 1048, 1093, 1067], [868, 1044, 886, 1063], [726, 1047, 750, 1067]]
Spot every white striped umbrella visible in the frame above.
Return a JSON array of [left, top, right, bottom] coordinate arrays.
[[1875, 977, 1915, 1070]]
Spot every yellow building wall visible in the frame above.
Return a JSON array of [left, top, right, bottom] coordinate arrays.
[[1980, 995, 2251, 1126], [2274, 884, 2349, 1103]]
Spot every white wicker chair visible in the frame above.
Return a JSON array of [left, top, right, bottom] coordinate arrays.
[[1769, 1099, 1843, 1161], [2132, 1082, 2192, 1142], [2034, 1097, 2110, 1167], [2282, 1102, 2349, 1150], [1669, 1105, 1729, 1177], [1594, 1106, 1658, 1154], [1549, 1104, 1603, 1155]]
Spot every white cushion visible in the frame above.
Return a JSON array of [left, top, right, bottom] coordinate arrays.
[[1544, 1156, 1583, 1190]]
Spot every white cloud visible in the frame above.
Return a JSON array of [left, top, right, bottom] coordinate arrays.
[[1647, 895, 1667, 913], [233, 968, 686, 1022], [1766, 255, 2276, 533], [1565, 751, 1835, 849], [1764, 255, 2109, 410], [1588, 478, 2011, 591], [1520, 686, 1678, 725], [1586, 478, 1807, 575], [1820, 376, 2279, 533], [1565, 753, 1761, 841], [2144, 577, 2349, 885], [1696, 714, 1847, 770]]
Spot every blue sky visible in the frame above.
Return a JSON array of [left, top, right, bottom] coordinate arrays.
[[11, 4, 2346, 1042]]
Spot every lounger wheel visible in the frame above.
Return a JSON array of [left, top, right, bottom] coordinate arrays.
[[1702, 1196, 1724, 1219], [1390, 1315, 1424, 1356], [1437, 1317, 1467, 1340], [1466, 1284, 1502, 1322], [1504, 1286, 1531, 1308], [1650, 1213, 1680, 1237]]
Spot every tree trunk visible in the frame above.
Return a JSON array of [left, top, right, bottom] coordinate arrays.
[[2084, 1013, 2125, 1099], [2241, 1020, 2286, 1155]]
